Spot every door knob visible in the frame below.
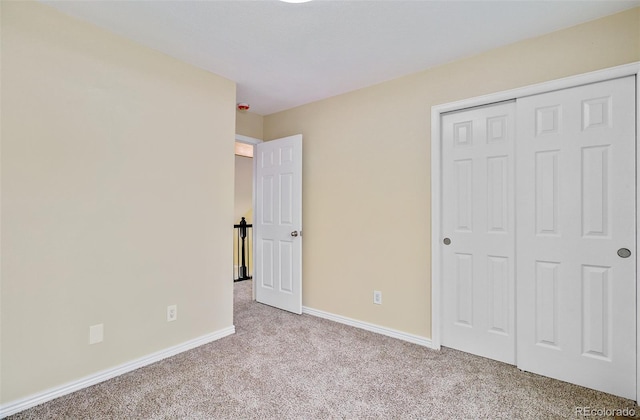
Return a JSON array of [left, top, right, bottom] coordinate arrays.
[[291, 231, 299, 237], [443, 238, 451, 245], [618, 248, 631, 258]]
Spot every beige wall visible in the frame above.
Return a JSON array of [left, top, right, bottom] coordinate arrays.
[[236, 110, 264, 140], [234, 110, 261, 222], [234, 111, 258, 264], [234, 110, 260, 271], [264, 8, 640, 339], [234, 155, 253, 224], [1, 2, 236, 403], [232, 155, 253, 276]]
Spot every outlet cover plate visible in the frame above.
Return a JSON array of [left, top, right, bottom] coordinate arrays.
[[89, 324, 104, 344], [167, 305, 177, 322], [373, 291, 382, 305]]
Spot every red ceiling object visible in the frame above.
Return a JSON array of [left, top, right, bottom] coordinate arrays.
[[237, 103, 250, 111]]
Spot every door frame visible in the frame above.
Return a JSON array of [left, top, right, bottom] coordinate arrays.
[[430, 61, 640, 402], [236, 134, 263, 145], [234, 134, 262, 299]]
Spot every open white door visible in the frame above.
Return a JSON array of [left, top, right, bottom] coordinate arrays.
[[254, 134, 302, 314]]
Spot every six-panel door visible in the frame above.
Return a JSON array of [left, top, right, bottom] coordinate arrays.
[[441, 76, 636, 399], [441, 102, 517, 364], [255, 135, 303, 314], [516, 77, 636, 399]]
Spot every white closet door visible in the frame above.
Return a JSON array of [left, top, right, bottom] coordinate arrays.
[[441, 102, 516, 364], [516, 76, 636, 399]]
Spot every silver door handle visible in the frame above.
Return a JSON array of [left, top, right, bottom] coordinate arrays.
[[443, 238, 451, 245], [291, 231, 299, 237]]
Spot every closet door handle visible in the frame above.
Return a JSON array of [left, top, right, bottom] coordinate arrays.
[[443, 238, 451, 245], [618, 248, 631, 258]]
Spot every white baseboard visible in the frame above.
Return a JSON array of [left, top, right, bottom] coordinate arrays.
[[0, 326, 235, 418], [302, 306, 435, 349]]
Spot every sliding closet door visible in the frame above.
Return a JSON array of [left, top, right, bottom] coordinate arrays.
[[441, 102, 516, 364], [516, 76, 636, 399]]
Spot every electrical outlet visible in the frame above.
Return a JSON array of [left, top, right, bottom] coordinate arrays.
[[89, 324, 104, 344], [373, 291, 382, 305], [167, 305, 177, 322]]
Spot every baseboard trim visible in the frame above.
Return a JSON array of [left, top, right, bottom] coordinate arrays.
[[302, 306, 435, 349], [0, 325, 235, 418]]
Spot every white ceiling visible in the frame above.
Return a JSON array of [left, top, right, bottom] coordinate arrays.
[[41, 0, 640, 115]]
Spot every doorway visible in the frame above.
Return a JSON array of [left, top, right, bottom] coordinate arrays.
[[233, 133, 304, 315], [234, 135, 262, 282]]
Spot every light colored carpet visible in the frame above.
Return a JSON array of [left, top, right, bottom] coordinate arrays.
[[9, 280, 638, 419]]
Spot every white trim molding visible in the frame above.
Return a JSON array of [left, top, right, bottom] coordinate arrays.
[[235, 134, 263, 144], [635, 67, 640, 405], [302, 306, 435, 349], [0, 326, 236, 418], [430, 61, 640, 402]]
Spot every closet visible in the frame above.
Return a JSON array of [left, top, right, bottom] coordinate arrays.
[[440, 76, 636, 399]]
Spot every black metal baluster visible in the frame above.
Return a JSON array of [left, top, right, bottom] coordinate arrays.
[[233, 217, 253, 282], [239, 217, 247, 279]]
